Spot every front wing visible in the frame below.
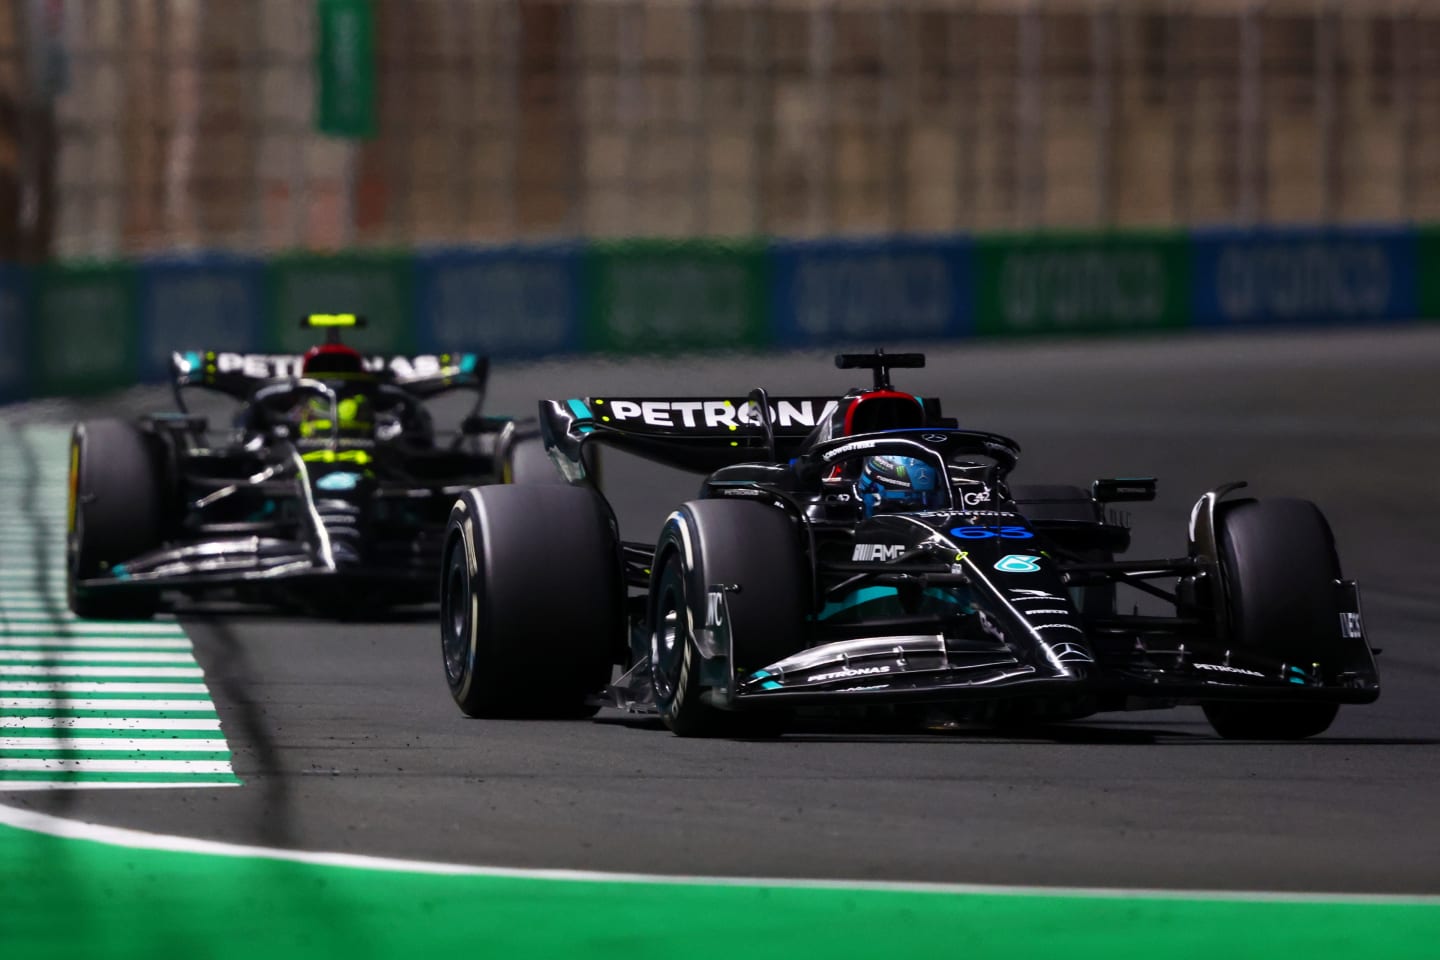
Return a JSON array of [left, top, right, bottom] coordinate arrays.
[[603, 581, 1380, 714]]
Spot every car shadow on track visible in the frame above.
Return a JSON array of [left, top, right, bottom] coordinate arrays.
[[173, 604, 438, 625], [593, 713, 1440, 746]]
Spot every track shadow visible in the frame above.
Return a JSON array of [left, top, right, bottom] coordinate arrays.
[[0, 423, 85, 807], [592, 710, 1440, 746], [180, 615, 297, 848], [172, 602, 437, 626]]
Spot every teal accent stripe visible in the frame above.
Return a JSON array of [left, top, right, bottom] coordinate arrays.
[[818, 586, 898, 620], [566, 398, 595, 434], [818, 585, 967, 621], [921, 587, 967, 606]]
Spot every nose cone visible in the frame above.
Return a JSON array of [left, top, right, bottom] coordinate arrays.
[[1050, 659, 1096, 683], [1037, 636, 1096, 681]]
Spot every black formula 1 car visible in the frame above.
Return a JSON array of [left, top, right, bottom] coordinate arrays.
[[67, 314, 547, 619], [439, 350, 1380, 739]]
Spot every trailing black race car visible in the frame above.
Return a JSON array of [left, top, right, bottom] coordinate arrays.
[[439, 350, 1380, 739], [68, 313, 547, 619]]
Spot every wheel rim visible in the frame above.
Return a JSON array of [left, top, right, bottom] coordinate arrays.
[[650, 572, 684, 707], [67, 485, 87, 605], [440, 535, 471, 689]]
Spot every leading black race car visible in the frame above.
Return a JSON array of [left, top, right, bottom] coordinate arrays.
[[67, 314, 548, 619], [439, 350, 1380, 739]]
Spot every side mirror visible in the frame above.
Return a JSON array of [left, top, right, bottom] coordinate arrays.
[[1092, 477, 1157, 503]]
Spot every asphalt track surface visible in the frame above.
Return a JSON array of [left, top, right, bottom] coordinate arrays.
[[5, 325, 1439, 895]]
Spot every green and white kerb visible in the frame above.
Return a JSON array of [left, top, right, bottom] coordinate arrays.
[[0, 425, 239, 790]]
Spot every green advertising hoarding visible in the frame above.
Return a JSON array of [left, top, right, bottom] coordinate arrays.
[[315, 0, 377, 139], [265, 251, 414, 354], [976, 231, 1189, 337], [583, 239, 769, 354], [32, 262, 139, 396], [1417, 225, 1440, 320]]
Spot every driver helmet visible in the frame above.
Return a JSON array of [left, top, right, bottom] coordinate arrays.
[[857, 455, 943, 516], [298, 343, 377, 440]]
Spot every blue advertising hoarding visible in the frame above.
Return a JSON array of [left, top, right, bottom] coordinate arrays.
[[0, 264, 31, 403], [769, 236, 974, 348], [1190, 227, 1417, 327], [137, 255, 266, 382], [413, 245, 582, 359]]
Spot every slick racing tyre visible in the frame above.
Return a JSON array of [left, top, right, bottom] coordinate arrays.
[[503, 432, 565, 486], [1203, 498, 1344, 740], [649, 500, 805, 738], [67, 420, 163, 620], [440, 484, 620, 718]]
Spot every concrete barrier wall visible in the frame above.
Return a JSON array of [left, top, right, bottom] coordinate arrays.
[[2, 226, 1434, 399]]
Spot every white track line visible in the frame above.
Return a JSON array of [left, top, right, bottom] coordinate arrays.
[[0, 640, 191, 651], [0, 802, 1437, 905], [0, 682, 208, 694], [0, 698, 218, 711], [0, 759, 233, 773], [0, 625, 186, 635], [0, 666, 204, 678], [0, 652, 195, 663], [0, 781, 239, 792], [0, 617, 176, 625], [0, 738, 229, 752], [0, 717, 222, 730]]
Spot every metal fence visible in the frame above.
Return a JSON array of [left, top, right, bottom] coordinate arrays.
[[3, 0, 1440, 260]]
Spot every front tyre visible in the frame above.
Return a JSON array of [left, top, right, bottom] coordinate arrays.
[[1202, 498, 1345, 740], [440, 484, 620, 718], [649, 500, 806, 738], [68, 420, 162, 620]]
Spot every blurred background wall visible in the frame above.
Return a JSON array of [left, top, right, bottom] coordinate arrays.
[[3, 0, 1438, 261]]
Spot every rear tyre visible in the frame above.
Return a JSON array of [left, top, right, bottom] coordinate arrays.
[[1202, 498, 1344, 740], [649, 500, 805, 738], [67, 420, 162, 620], [504, 432, 564, 486], [440, 484, 620, 718]]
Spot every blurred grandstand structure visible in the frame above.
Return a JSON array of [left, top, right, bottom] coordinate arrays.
[[2, 0, 1438, 260]]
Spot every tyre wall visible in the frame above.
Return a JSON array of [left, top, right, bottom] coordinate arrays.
[[0, 226, 1435, 400]]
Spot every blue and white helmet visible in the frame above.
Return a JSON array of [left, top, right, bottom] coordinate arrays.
[[857, 456, 942, 516]]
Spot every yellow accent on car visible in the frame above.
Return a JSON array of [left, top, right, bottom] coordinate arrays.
[[301, 449, 374, 465], [306, 313, 359, 327], [67, 443, 80, 533]]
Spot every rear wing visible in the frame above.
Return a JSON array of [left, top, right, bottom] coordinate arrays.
[[541, 393, 845, 477], [170, 350, 488, 405]]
